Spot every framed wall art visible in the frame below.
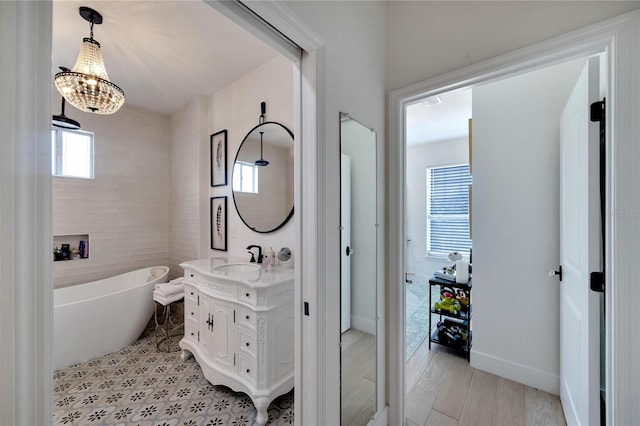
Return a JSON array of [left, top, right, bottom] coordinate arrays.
[[210, 196, 227, 251], [211, 129, 228, 187]]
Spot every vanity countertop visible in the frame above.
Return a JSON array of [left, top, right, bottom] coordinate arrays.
[[180, 257, 294, 288]]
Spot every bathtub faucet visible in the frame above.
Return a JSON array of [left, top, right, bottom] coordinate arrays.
[[246, 245, 263, 263]]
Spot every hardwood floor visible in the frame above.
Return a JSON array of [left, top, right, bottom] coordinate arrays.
[[341, 328, 376, 426], [405, 340, 566, 426]]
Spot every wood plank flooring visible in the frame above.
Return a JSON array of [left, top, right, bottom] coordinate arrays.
[[340, 329, 566, 426], [406, 340, 567, 426], [341, 329, 376, 426]]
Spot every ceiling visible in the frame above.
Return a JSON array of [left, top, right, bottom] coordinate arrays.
[[406, 89, 472, 146], [52, 1, 280, 116], [53, 1, 471, 134]]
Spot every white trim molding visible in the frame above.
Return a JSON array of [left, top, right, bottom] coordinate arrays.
[[206, 2, 329, 424], [0, 1, 53, 425], [472, 350, 560, 395], [299, 46, 327, 426], [388, 10, 640, 426]]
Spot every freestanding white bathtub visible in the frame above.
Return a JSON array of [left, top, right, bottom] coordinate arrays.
[[53, 266, 169, 371]]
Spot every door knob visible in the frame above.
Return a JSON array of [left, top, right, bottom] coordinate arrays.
[[548, 266, 563, 282], [345, 246, 352, 256]]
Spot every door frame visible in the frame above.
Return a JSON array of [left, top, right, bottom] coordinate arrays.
[[388, 10, 640, 426], [0, 1, 331, 425]]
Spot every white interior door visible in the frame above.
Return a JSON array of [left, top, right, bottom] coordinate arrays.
[[559, 56, 601, 426], [341, 153, 352, 333]]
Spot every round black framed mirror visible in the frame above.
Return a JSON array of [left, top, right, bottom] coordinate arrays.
[[232, 121, 294, 233]]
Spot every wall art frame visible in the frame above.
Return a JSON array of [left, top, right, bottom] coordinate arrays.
[[211, 129, 228, 187], [211, 196, 228, 251]]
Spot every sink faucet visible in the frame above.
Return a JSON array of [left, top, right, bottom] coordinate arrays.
[[246, 245, 263, 263]]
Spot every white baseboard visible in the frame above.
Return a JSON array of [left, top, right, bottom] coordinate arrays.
[[368, 406, 388, 426], [351, 315, 376, 335], [471, 349, 560, 395]]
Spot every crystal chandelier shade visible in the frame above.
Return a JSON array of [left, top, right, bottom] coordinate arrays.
[[54, 7, 125, 115]]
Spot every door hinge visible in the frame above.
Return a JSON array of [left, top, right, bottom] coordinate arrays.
[[590, 271, 605, 293], [406, 272, 415, 284], [234, 353, 236, 366], [591, 98, 607, 297], [234, 309, 236, 323], [197, 295, 199, 306], [197, 331, 199, 342], [590, 99, 605, 123], [304, 302, 309, 316]]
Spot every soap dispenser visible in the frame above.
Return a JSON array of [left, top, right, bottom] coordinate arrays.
[[269, 247, 276, 270]]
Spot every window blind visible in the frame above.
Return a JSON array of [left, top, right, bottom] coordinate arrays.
[[426, 164, 472, 257]]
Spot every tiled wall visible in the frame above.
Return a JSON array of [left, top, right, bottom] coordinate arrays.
[[168, 97, 207, 279], [53, 104, 171, 288], [53, 57, 294, 287]]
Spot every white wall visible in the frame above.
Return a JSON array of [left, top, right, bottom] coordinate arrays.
[[282, 2, 387, 423], [341, 119, 377, 334], [167, 57, 293, 279], [471, 58, 585, 393], [207, 56, 295, 261], [386, 1, 640, 91], [169, 97, 207, 279], [406, 137, 469, 279], [52, 103, 171, 287]]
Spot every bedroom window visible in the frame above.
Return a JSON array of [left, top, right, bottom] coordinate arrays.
[[233, 161, 259, 194], [51, 128, 94, 179], [426, 163, 472, 258]]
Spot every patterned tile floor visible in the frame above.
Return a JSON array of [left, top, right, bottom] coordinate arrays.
[[53, 322, 294, 425]]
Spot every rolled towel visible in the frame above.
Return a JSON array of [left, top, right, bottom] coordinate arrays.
[[153, 291, 184, 306], [154, 282, 184, 297]]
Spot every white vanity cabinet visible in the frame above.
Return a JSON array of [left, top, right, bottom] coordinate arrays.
[[179, 259, 294, 426]]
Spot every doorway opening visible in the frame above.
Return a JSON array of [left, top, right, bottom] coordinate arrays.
[[401, 54, 606, 426], [48, 2, 313, 421]]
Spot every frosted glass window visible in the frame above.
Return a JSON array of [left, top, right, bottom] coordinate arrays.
[[233, 161, 259, 194], [51, 128, 94, 179], [426, 163, 472, 257]]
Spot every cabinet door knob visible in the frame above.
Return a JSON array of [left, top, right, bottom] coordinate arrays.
[[206, 313, 214, 330], [245, 315, 250, 320], [246, 369, 251, 373], [246, 342, 250, 347], [245, 293, 250, 297]]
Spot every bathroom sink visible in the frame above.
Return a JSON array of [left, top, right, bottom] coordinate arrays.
[[214, 263, 261, 273]]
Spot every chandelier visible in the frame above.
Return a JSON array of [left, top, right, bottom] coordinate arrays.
[[54, 6, 125, 115]]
